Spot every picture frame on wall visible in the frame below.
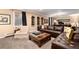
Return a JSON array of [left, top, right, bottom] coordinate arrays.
[[0, 14, 11, 25]]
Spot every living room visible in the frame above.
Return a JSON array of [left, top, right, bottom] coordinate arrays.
[[0, 9, 79, 49]]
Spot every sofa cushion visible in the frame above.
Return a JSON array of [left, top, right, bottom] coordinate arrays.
[[74, 34, 79, 42], [54, 26, 63, 32], [51, 31, 61, 34], [48, 26, 53, 30], [52, 33, 70, 49], [76, 27, 79, 32]]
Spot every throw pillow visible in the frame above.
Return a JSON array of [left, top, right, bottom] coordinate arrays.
[[64, 27, 74, 43]]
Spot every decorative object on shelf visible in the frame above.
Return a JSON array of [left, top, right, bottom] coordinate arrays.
[[0, 14, 11, 25]]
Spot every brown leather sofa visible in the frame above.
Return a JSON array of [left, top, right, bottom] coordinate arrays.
[[72, 27, 79, 42], [51, 33, 79, 49], [40, 25, 64, 38]]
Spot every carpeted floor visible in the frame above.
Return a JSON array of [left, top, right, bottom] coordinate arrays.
[[0, 36, 54, 49]]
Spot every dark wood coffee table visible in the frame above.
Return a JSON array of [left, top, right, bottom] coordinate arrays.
[[29, 32, 51, 47]]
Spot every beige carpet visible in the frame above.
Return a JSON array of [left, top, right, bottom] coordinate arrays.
[[0, 36, 54, 49]]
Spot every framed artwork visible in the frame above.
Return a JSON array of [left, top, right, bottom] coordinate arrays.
[[0, 14, 11, 25]]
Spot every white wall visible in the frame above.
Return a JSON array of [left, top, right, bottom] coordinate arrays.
[[0, 9, 15, 37], [70, 15, 79, 27]]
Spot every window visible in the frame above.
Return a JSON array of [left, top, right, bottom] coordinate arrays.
[[15, 11, 27, 26], [48, 17, 51, 26], [22, 12, 27, 26], [41, 17, 44, 25], [15, 12, 22, 26], [37, 17, 40, 25], [51, 17, 53, 26], [31, 16, 35, 26]]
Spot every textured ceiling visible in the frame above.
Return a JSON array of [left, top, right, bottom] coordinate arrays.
[[21, 9, 79, 16]]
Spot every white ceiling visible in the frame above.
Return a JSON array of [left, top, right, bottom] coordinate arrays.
[[21, 9, 79, 16]]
